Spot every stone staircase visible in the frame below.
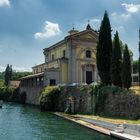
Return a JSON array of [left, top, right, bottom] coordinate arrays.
[[114, 124, 124, 133]]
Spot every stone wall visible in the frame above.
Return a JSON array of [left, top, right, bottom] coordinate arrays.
[[103, 92, 140, 119], [20, 87, 43, 105], [20, 85, 96, 114], [57, 86, 95, 114], [20, 84, 140, 120]]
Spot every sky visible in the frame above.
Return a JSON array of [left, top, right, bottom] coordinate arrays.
[[0, 0, 140, 72]]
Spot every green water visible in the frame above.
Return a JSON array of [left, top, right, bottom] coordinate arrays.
[[0, 103, 118, 140]]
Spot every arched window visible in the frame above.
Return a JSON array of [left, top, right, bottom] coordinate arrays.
[[86, 50, 91, 58]]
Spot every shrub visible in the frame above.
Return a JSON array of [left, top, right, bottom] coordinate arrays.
[[0, 86, 21, 102], [0, 87, 14, 101], [39, 86, 60, 111]]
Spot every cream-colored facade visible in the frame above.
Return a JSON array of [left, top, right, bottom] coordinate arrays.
[[32, 25, 99, 86]]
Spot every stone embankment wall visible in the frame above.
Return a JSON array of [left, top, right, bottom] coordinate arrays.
[[20, 85, 140, 119], [20, 85, 96, 113], [102, 92, 140, 119], [20, 87, 43, 105], [57, 86, 96, 114]]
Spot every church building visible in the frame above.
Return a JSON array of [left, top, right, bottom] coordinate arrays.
[[20, 24, 99, 88]]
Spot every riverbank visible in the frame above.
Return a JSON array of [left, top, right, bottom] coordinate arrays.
[[53, 112, 140, 140]]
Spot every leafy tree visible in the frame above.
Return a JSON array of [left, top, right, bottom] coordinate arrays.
[[0, 72, 4, 80], [12, 72, 32, 80], [111, 31, 122, 87], [122, 44, 132, 89], [96, 11, 112, 85]]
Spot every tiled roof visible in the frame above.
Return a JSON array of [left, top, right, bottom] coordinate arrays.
[[19, 72, 44, 80]]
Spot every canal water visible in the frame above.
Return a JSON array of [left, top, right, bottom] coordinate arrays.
[[0, 103, 118, 140]]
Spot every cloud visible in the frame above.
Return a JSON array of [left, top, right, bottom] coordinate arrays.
[[12, 66, 32, 72], [90, 19, 100, 23], [111, 12, 131, 23], [0, 65, 5, 72], [122, 3, 140, 13], [34, 21, 61, 39], [0, 65, 32, 72], [120, 13, 131, 18], [87, 18, 100, 30], [0, 0, 10, 7], [113, 26, 125, 33]]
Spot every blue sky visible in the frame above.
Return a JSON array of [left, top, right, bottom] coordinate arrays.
[[0, 0, 140, 72]]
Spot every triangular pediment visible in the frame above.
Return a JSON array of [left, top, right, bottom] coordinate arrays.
[[70, 29, 98, 41], [80, 32, 97, 40]]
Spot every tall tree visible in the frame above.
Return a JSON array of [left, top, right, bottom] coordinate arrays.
[[138, 29, 140, 86], [4, 64, 10, 86], [111, 31, 122, 87], [96, 11, 112, 85], [138, 56, 140, 83], [122, 44, 132, 89], [9, 65, 12, 80], [4, 64, 12, 87]]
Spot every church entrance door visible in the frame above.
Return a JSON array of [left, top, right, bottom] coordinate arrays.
[[86, 71, 92, 84], [50, 79, 56, 86]]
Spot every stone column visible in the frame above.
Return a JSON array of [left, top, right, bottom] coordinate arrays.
[[92, 65, 94, 82], [84, 65, 86, 83]]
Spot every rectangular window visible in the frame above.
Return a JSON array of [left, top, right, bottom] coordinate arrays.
[[63, 50, 66, 58], [52, 54, 54, 61], [36, 69, 38, 73], [86, 50, 91, 58]]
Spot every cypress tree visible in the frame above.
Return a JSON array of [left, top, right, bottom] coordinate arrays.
[[138, 29, 140, 86], [138, 57, 140, 83], [138, 28, 140, 86], [4, 64, 10, 86], [111, 31, 122, 87], [9, 65, 12, 80], [122, 44, 132, 89], [96, 11, 112, 85]]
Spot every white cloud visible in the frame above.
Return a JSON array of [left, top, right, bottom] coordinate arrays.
[[90, 19, 100, 23], [0, 65, 32, 72], [34, 21, 61, 39], [89, 18, 100, 30], [113, 26, 125, 33], [0, 65, 5, 72], [0, 0, 10, 7], [122, 3, 140, 13], [111, 12, 131, 23], [12, 66, 32, 72], [120, 13, 131, 18]]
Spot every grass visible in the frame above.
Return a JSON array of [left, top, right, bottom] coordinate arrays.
[[72, 114, 140, 124]]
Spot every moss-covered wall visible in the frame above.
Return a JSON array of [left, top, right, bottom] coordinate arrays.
[[103, 92, 140, 119], [57, 86, 95, 114]]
